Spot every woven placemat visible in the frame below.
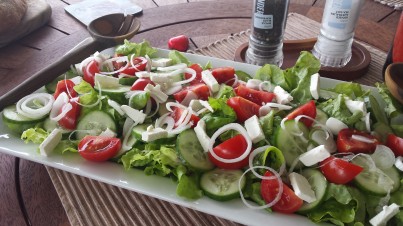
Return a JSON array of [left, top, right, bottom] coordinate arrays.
[[374, 0, 403, 10], [46, 13, 386, 226]]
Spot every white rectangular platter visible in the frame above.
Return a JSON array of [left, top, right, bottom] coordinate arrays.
[[0, 48, 376, 226]]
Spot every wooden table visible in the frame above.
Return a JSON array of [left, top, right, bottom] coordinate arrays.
[[0, 0, 401, 225]]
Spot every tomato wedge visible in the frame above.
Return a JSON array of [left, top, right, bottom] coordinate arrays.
[[320, 156, 363, 184], [58, 97, 81, 130], [130, 78, 155, 91], [386, 134, 403, 157], [170, 107, 200, 128], [184, 64, 204, 85], [285, 100, 316, 127], [235, 85, 275, 106], [173, 84, 210, 103], [121, 56, 148, 75], [227, 96, 260, 123], [54, 80, 77, 99], [208, 134, 249, 169], [83, 60, 100, 86], [261, 171, 303, 214], [211, 67, 236, 86], [337, 128, 380, 154], [78, 135, 121, 162]]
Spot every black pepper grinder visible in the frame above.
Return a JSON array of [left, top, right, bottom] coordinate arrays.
[[245, 0, 290, 66]]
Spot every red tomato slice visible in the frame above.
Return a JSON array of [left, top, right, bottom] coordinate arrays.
[[173, 84, 210, 103], [58, 97, 81, 130], [170, 107, 200, 128], [261, 171, 303, 214], [78, 135, 121, 162], [227, 96, 260, 123], [285, 100, 317, 127], [130, 78, 155, 91], [386, 134, 403, 157], [337, 128, 380, 154], [208, 134, 249, 169], [121, 56, 148, 75], [83, 60, 100, 86], [235, 85, 275, 106], [211, 67, 236, 86], [184, 64, 204, 85], [320, 156, 363, 184], [54, 80, 77, 99]]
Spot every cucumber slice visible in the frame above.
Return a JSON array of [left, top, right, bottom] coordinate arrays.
[[352, 155, 400, 195], [200, 168, 245, 201], [274, 120, 309, 168], [131, 123, 150, 140], [76, 110, 117, 140], [297, 168, 328, 213], [315, 108, 328, 125], [176, 129, 214, 171], [94, 85, 131, 105], [2, 105, 47, 134], [119, 76, 137, 86]]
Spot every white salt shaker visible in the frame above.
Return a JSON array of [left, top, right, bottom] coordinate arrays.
[[312, 0, 365, 67]]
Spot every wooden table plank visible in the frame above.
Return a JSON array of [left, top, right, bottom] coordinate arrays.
[[46, 0, 84, 35], [0, 45, 38, 69], [19, 26, 67, 50], [154, 0, 188, 6], [63, 0, 158, 10]]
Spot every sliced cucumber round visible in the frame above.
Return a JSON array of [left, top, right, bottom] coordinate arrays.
[[274, 120, 310, 169], [297, 168, 328, 213], [176, 129, 214, 171], [200, 168, 245, 201], [119, 76, 137, 86], [94, 85, 131, 105], [314, 108, 328, 125], [76, 110, 117, 140], [352, 155, 400, 195], [2, 105, 47, 134]]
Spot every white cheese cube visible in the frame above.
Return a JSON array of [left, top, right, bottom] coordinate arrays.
[[151, 58, 173, 67], [246, 79, 262, 90], [189, 100, 204, 112], [244, 115, 265, 143], [299, 145, 331, 166], [135, 71, 151, 78], [194, 120, 210, 152], [144, 84, 168, 103], [369, 203, 400, 226], [326, 117, 348, 135], [39, 128, 62, 156], [273, 86, 293, 104], [94, 73, 120, 89], [99, 128, 117, 137], [289, 172, 317, 203], [121, 105, 146, 124], [201, 70, 219, 93], [345, 99, 367, 115], [142, 126, 168, 142], [310, 73, 320, 100]]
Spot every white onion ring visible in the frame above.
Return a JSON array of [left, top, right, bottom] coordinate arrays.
[[352, 134, 376, 143], [248, 146, 286, 178], [130, 55, 147, 72], [208, 123, 252, 163], [49, 92, 69, 121], [165, 102, 187, 112], [155, 113, 175, 131], [171, 68, 196, 86], [16, 93, 54, 119], [100, 56, 129, 75], [79, 56, 95, 74], [180, 91, 197, 106], [239, 166, 284, 209], [108, 99, 125, 116], [259, 81, 273, 92], [156, 63, 187, 72]]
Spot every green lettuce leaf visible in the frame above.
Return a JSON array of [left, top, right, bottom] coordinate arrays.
[[74, 80, 99, 106], [115, 40, 157, 57], [254, 64, 290, 91], [202, 97, 237, 135], [318, 94, 363, 127], [376, 82, 403, 118], [169, 50, 190, 66], [176, 173, 203, 200], [214, 84, 236, 99], [21, 128, 49, 144], [55, 140, 79, 154], [285, 51, 320, 91], [235, 70, 252, 82], [242, 182, 269, 209], [330, 82, 365, 99]]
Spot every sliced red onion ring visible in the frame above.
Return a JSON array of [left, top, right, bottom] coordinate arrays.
[[16, 93, 54, 119], [239, 166, 284, 209], [208, 123, 252, 163]]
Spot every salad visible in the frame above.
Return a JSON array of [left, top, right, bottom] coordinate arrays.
[[2, 40, 403, 226]]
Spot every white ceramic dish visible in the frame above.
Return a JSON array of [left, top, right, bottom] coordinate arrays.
[[1, 49, 379, 226]]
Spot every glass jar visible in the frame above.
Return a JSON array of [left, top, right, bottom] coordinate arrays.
[[312, 0, 365, 68], [245, 0, 290, 66]]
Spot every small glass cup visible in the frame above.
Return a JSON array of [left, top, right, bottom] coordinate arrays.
[[245, 0, 290, 66], [312, 0, 365, 68]]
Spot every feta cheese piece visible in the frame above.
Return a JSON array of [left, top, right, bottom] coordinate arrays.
[[39, 128, 63, 156], [345, 99, 367, 114], [395, 156, 403, 171], [273, 86, 293, 104], [202, 70, 219, 93], [194, 120, 210, 152], [289, 172, 317, 203], [142, 125, 168, 142], [144, 84, 168, 103], [310, 73, 320, 100], [246, 79, 262, 90], [369, 203, 400, 226], [326, 117, 348, 135], [299, 145, 331, 166], [150, 73, 172, 84], [151, 58, 173, 67], [135, 71, 151, 78], [99, 128, 117, 137], [189, 100, 214, 113], [244, 115, 265, 143], [94, 73, 120, 89], [121, 105, 146, 124]]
